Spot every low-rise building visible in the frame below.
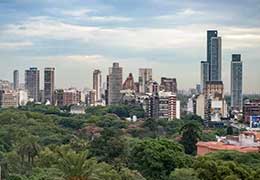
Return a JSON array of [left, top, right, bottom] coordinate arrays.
[[244, 100, 260, 123], [197, 131, 260, 156], [70, 105, 85, 114]]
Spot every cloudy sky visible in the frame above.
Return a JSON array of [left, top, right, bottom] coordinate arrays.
[[0, 0, 260, 93]]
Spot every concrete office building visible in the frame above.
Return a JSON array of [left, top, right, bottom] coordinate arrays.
[[44, 67, 55, 104], [210, 37, 222, 81], [108, 62, 123, 105], [13, 70, 19, 90], [93, 69, 102, 103], [25, 67, 40, 102], [139, 68, 152, 94], [231, 54, 243, 111]]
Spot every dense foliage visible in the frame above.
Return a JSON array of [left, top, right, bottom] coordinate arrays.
[[0, 105, 259, 180]]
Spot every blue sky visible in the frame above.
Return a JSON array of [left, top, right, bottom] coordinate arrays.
[[0, 0, 260, 93]]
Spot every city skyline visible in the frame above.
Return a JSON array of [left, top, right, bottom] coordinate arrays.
[[0, 0, 260, 93]]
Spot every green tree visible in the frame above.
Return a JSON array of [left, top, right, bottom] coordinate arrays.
[[180, 122, 201, 155], [129, 138, 193, 180], [169, 168, 199, 180]]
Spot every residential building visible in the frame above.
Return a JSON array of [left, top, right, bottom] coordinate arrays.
[[0, 90, 18, 108], [243, 100, 260, 122], [158, 92, 177, 120], [13, 70, 19, 90], [196, 94, 206, 119], [55, 88, 81, 106], [160, 77, 177, 93], [231, 54, 243, 111], [18, 90, 28, 106], [108, 62, 123, 105], [0, 80, 12, 90], [44, 67, 55, 104], [123, 73, 135, 90], [25, 67, 40, 102], [85, 90, 96, 106], [138, 68, 152, 94], [204, 81, 226, 121], [147, 80, 159, 94], [93, 69, 102, 103]]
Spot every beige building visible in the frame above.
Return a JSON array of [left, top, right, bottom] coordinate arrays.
[[0, 90, 18, 108], [196, 94, 205, 119]]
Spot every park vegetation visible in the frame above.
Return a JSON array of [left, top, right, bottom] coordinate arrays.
[[0, 104, 259, 180]]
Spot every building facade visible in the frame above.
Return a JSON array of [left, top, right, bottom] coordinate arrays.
[[210, 37, 222, 81], [25, 67, 40, 102], [44, 67, 55, 104], [243, 100, 260, 122], [231, 54, 243, 111], [93, 69, 102, 103], [207, 30, 218, 81], [138, 68, 152, 94], [123, 73, 135, 90], [55, 88, 81, 106], [0, 90, 18, 108], [13, 70, 19, 90], [160, 77, 177, 93], [108, 62, 123, 105], [200, 61, 209, 92]]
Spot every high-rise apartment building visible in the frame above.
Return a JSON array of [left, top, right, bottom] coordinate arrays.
[[0, 90, 18, 108], [210, 37, 222, 81], [93, 69, 102, 102], [108, 62, 123, 105], [231, 54, 243, 111], [25, 67, 40, 102], [44, 67, 55, 104], [55, 88, 81, 107], [139, 68, 152, 94], [200, 61, 209, 91], [123, 73, 135, 90], [207, 30, 218, 80], [13, 70, 19, 90], [160, 77, 177, 93]]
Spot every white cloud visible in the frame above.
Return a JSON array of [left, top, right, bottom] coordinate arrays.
[[0, 41, 33, 49], [155, 8, 204, 20], [60, 8, 93, 17], [3, 17, 260, 51], [86, 16, 133, 22]]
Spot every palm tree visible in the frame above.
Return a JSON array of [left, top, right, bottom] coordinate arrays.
[[56, 150, 101, 180], [17, 136, 41, 166]]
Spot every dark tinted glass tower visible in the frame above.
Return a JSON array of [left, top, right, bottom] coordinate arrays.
[[231, 54, 243, 111]]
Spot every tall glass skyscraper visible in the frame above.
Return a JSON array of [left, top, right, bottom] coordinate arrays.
[[210, 37, 222, 81], [231, 54, 243, 111], [207, 30, 218, 80]]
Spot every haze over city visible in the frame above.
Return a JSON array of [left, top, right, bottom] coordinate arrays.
[[0, 0, 260, 93]]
